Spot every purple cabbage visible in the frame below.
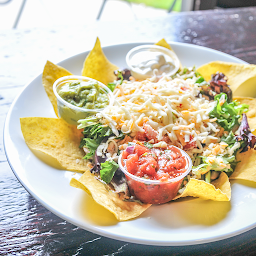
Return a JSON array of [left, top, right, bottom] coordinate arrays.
[[236, 114, 256, 152]]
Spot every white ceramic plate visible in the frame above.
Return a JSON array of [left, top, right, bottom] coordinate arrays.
[[4, 42, 256, 246]]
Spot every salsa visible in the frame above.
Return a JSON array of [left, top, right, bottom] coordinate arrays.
[[120, 141, 191, 204], [57, 80, 109, 109], [122, 142, 187, 181]]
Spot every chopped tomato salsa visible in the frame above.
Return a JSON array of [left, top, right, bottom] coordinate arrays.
[[120, 141, 191, 204], [123, 142, 187, 182]]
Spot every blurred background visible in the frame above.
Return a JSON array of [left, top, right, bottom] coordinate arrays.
[[1, 0, 256, 30]]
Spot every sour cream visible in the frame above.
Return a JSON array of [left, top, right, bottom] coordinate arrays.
[[126, 45, 180, 80]]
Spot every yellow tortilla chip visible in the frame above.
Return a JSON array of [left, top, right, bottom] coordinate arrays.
[[155, 38, 173, 51], [42, 60, 72, 116], [211, 172, 231, 199], [155, 38, 182, 70], [70, 171, 151, 221], [176, 172, 231, 201], [197, 61, 256, 97], [20, 117, 89, 173], [230, 150, 256, 182], [82, 37, 119, 85]]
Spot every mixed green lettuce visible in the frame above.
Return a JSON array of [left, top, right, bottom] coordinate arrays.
[[107, 70, 124, 92], [78, 117, 126, 183], [193, 93, 250, 183], [100, 160, 119, 183]]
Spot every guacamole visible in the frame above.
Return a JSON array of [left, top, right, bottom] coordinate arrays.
[[58, 80, 109, 109]]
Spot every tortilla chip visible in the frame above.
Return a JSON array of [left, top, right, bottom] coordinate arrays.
[[42, 61, 72, 117], [155, 38, 182, 70], [211, 172, 231, 199], [230, 150, 256, 182], [20, 117, 89, 173], [155, 38, 173, 51], [70, 171, 151, 221], [197, 61, 256, 97], [175, 172, 231, 201], [82, 37, 119, 85]]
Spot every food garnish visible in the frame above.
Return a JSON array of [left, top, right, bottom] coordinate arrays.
[[119, 142, 192, 204]]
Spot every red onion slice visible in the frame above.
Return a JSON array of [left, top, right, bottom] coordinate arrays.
[[126, 146, 135, 154]]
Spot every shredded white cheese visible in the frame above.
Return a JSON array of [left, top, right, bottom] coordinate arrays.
[[97, 75, 220, 158]]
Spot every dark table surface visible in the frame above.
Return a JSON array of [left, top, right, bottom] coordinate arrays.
[[1, 6, 256, 256]]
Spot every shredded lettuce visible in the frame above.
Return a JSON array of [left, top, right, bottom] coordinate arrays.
[[172, 66, 204, 81], [107, 70, 124, 92], [100, 160, 119, 183], [193, 153, 238, 183], [182, 67, 188, 74], [209, 93, 248, 131], [221, 131, 236, 147], [222, 155, 239, 173], [202, 156, 234, 173], [107, 82, 117, 92], [195, 76, 205, 84], [192, 163, 208, 175], [77, 117, 100, 129], [205, 171, 211, 183]]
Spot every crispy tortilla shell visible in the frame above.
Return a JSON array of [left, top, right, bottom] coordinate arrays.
[[81, 37, 119, 85], [20, 117, 89, 173], [42, 60, 72, 117], [70, 171, 151, 221], [197, 61, 256, 97], [230, 150, 256, 182], [175, 172, 231, 201]]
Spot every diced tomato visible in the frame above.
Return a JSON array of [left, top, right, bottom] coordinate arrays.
[[162, 135, 170, 143], [183, 140, 197, 150], [183, 135, 197, 150], [134, 144, 149, 156], [165, 157, 186, 174], [122, 150, 129, 159], [135, 131, 147, 141], [138, 155, 158, 177], [156, 172, 169, 182], [184, 141, 196, 150], [168, 146, 182, 159], [143, 123, 158, 142], [122, 141, 188, 180], [125, 154, 139, 175], [181, 86, 189, 91]]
